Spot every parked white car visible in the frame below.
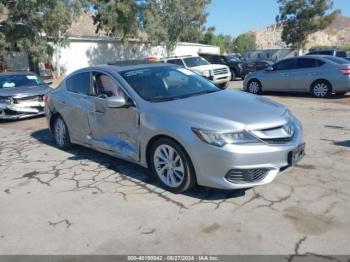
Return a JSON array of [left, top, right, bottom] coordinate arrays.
[[162, 56, 231, 88]]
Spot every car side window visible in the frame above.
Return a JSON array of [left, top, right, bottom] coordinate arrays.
[[66, 72, 91, 95], [295, 58, 319, 69], [167, 59, 185, 67], [92, 73, 125, 98], [273, 59, 296, 71]]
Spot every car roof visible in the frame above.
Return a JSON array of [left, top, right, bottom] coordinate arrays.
[[0, 71, 37, 76], [70, 62, 176, 75]]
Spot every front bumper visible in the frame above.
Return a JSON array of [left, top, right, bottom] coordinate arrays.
[[0, 102, 45, 120], [188, 129, 304, 190], [209, 74, 231, 85]]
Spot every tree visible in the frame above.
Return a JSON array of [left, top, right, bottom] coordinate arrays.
[[276, 0, 340, 52], [91, 0, 139, 44], [234, 33, 256, 54], [0, 0, 83, 73], [200, 27, 234, 54], [143, 0, 211, 55]]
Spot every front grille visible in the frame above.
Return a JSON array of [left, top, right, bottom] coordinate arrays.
[[225, 168, 269, 184], [14, 95, 43, 103], [261, 137, 293, 144], [213, 68, 229, 75]]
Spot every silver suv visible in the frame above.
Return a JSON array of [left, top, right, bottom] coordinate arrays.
[[162, 56, 231, 88]]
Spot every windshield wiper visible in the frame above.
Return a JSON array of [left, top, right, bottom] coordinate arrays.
[[150, 97, 180, 102]]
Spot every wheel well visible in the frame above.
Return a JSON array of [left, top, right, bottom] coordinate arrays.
[[310, 79, 333, 92], [145, 135, 197, 182]]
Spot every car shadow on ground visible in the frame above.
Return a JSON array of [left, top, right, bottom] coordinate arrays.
[[260, 91, 350, 100], [321, 138, 350, 148], [31, 128, 248, 200]]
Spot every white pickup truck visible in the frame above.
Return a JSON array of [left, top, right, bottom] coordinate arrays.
[[162, 56, 231, 88]]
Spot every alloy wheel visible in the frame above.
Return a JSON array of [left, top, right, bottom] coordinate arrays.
[[153, 144, 185, 188], [313, 82, 329, 97], [54, 118, 66, 147], [248, 81, 260, 94]]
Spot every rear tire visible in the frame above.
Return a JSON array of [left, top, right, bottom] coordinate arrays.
[[150, 138, 196, 193], [247, 79, 262, 95], [53, 115, 72, 150], [311, 80, 332, 98]]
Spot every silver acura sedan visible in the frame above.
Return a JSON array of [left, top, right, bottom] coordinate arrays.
[[45, 62, 305, 193], [244, 55, 350, 98]]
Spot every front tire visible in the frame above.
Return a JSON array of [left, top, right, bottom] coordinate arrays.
[[53, 116, 72, 149], [247, 79, 262, 95], [218, 82, 229, 89], [150, 138, 196, 193], [231, 70, 236, 81], [311, 80, 332, 98]]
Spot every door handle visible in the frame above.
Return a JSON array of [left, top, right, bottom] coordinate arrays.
[[281, 74, 289, 77]]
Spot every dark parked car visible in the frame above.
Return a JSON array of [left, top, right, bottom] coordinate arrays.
[[0, 72, 52, 120], [306, 49, 347, 59], [200, 54, 245, 80], [243, 60, 274, 75]]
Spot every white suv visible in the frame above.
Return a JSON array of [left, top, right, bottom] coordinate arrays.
[[162, 56, 231, 88]]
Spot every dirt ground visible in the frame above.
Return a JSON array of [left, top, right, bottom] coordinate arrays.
[[0, 81, 349, 257]]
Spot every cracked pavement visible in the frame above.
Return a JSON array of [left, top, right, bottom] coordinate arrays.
[[0, 82, 350, 255]]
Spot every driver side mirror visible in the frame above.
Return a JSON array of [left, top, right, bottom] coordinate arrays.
[[266, 66, 274, 72], [106, 95, 131, 108]]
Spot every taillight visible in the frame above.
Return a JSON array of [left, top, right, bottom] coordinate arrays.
[[337, 68, 350, 75], [43, 95, 49, 103]]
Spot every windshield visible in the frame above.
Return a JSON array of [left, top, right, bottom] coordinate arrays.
[[323, 56, 350, 65], [183, 57, 209, 67], [0, 74, 44, 89], [120, 66, 221, 102], [225, 55, 242, 63]]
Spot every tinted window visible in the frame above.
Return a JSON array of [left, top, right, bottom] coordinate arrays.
[[120, 66, 220, 102], [167, 59, 184, 67], [296, 58, 324, 69], [273, 59, 296, 71], [0, 74, 44, 89], [318, 51, 333, 56], [66, 72, 91, 94], [336, 51, 347, 58], [201, 55, 215, 63], [323, 56, 350, 65]]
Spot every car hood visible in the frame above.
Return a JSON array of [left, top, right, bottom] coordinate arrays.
[[189, 64, 228, 71], [0, 85, 51, 98], [151, 90, 289, 131]]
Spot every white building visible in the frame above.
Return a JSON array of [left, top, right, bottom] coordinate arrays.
[[54, 13, 219, 76]]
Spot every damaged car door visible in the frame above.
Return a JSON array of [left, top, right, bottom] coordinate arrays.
[[60, 71, 93, 144], [86, 72, 140, 162]]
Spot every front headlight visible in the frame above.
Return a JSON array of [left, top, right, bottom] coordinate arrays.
[[0, 97, 14, 104], [202, 70, 211, 78], [192, 128, 261, 147]]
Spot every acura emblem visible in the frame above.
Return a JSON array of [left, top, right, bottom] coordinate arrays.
[[283, 124, 294, 137]]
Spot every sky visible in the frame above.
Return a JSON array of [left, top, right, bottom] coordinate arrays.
[[206, 0, 350, 37]]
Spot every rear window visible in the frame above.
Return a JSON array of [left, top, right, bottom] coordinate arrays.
[[323, 56, 350, 65]]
